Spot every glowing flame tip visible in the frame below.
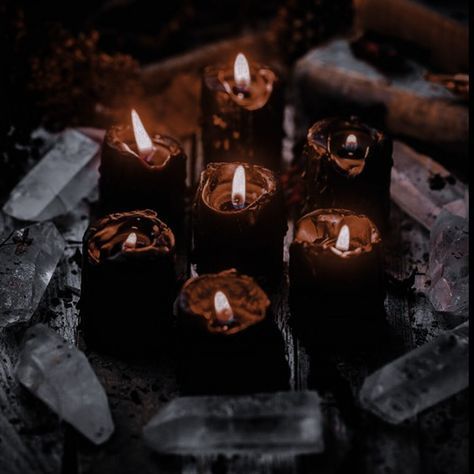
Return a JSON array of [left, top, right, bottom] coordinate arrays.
[[231, 165, 246, 209], [335, 225, 350, 252], [131, 109, 154, 158], [234, 53, 251, 89], [345, 134, 358, 151], [123, 232, 137, 250], [214, 291, 234, 323]]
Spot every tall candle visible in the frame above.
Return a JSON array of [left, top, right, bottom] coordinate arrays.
[[201, 53, 285, 170], [99, 110, 187, 234], [192, 162, 287, 286], [303, 117, 393, 233]]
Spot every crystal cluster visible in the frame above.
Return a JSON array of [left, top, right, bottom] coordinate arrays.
[[16, 324, 114, 445], [0, 223, 65, 328], [359, 322, 469, 424], [144, 391, 324, 455]]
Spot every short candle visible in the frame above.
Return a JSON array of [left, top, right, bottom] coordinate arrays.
[[289, 208, 385, 320], [176, 269, 290, 395], [201, 53, 285, 170], [192, 162, 287, 285], [80, 209, 177, 357]]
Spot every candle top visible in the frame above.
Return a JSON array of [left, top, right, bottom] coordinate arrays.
[[86, 209, 175, 264], [204, 56, 277, 111], [105, 125, 183, 168], [199, 162, 278, 213], [294, 209, 381, 258], [307, 117, 388, 177], [178, 269, 270, 335]]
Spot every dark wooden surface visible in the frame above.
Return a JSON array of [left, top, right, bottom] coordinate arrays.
[[0, 56, 468, 474]]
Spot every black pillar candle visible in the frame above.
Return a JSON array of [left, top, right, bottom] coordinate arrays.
[[192, 162, 287, 285], [201, 53, 285, 171], [99, 111, 187, 234], [302, 117, 393, 233], [176, 270, 290, 395], [80, 209, 177, 357], [289, 209, 385, 321]]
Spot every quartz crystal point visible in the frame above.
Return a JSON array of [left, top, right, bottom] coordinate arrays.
[[427, 210, 468, 317], [16, 324, 114, 445], [0, 223, 65, 328], [359, 322, 469, 424], [144, 391, 324, 455], [3, 129, 100, 221], [391, 141, 467, 230]]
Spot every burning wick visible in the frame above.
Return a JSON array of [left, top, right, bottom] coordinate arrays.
[[214, 291, 234, 325], [131, 109, 154, 161], [344, 134, 358, 153], [234, 53, 251, 90], [335, 225, 350, 252], [122, 232, 138, 250], [231, 165, 246, 209]]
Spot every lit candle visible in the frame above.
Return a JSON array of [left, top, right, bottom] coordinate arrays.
[[303, 117, 393, 233], [80, 209, 178, 357], [289, 208, 385, 321], [201, 52, 285, 170], [99, 110, 187, 233], [176, 269, 290, 395], [192, 162, 287, 286]]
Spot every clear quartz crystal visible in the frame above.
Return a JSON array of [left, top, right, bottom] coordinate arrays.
[[3, 129, 100, 221], [359, 322, 469, 424], [16, 324, 114, 445], [427, 210, 469, 317], [0, 222, 65, 328], [144, 391, 324, 455]]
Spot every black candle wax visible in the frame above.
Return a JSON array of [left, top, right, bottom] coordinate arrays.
[[289, 209, 385, 320], [303, 117, 393, 233], [176, 270, 290, 395], [201, 60, 284, 171], [80, 209, 177, 358], [99, 124, 187, 235], [192, 162, 287, 287]]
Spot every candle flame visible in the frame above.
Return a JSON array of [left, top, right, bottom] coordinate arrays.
[[234, 53, 251, 89], [231, 165, 246, 209], [131, 109, 154, 158], [214, 291, 234, 324], [345, 134, 358, 152], [123, 232, 137, 250], [335, 225, 350, 252]]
